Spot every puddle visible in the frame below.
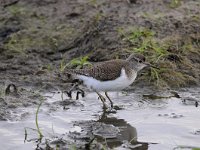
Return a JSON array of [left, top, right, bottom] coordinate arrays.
[[0, 88, 200, 149]]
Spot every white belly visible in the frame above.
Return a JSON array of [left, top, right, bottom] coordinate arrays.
[[76, 68, 137, 92]]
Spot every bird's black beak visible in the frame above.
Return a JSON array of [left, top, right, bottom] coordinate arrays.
[[144, 62, 159, 69]]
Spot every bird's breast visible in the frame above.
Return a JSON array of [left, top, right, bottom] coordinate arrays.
[[76, 68, 137, 92]]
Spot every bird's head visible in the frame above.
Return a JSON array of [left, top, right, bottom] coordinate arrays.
[[126, 53, 158, 72]]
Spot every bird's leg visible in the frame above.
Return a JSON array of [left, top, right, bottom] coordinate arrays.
[[76, 89, 85, 100], [65, 83, 78, 98], [66, 79, 85, 99], [105, 92, 113, 108], [95, 91, 107, 109]]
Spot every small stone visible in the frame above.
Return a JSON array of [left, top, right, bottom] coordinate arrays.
[[127, 0, 137, 4], [171, 115, 178, 118], [195, 101, 198, 107]]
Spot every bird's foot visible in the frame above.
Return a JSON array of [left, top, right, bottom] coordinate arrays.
[[102, 103, 109, 110], [112, 105, 122, 110], [103, 107, 117, 113]]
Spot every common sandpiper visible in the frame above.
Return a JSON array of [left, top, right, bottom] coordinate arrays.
[[64, 53, 157, 109]]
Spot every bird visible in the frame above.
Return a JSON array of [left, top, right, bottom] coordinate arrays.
[[64, 53, 157, 109]]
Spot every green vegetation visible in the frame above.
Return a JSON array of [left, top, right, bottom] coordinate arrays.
[[0, 87, 5, 97], [7, 5, 27, 16], [4, 25, 75, 54], [60, 56, 92, 72], [88, 0, 98, 7], [119, 27, 198, 88], [174, 146, 200, 150], [69, 56, 92, 69], [60, 58, 68, 72], [22, 90, 46, 143], [69, 145, 77, 150], [35, 97, 44, 141], [4, 32, 31, 54], [124, 28, 169, 60], [169, 0, 182, 8], [3, 4, 76, 54]]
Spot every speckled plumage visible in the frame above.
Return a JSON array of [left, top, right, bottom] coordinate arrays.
[[65, 59, 134, 81]]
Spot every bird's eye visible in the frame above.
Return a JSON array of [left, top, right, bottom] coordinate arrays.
[[139, 60, 142, 63]]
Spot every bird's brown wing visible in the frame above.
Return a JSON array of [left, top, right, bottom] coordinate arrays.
[[64, 60, 128, 81]]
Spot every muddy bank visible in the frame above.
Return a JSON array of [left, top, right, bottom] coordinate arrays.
[[0, 0, 200, 88]]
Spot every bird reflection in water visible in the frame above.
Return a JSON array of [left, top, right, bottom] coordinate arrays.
[[94, 111, 149, 149]]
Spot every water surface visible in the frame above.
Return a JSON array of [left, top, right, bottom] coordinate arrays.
[[0, 88, 200, 150]]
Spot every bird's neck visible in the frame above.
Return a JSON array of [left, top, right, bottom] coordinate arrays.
[[128, 61, 141, 72], [124, 66, 137, 79]]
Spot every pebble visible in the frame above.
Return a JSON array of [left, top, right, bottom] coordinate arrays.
[[157, 113, 184, 118]]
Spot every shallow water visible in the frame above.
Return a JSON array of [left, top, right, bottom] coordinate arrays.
[[0, 88, 200, 150]]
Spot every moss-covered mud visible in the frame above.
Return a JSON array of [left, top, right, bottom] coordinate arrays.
[[0, 0, 200, 149]]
